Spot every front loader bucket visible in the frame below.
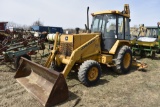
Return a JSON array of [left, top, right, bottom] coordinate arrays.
[[14, 57, 68, 107]]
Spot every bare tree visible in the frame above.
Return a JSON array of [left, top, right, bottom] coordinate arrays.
[[32, 19, 43, 26], [21, 25, 30, 30], [6, 21, 30, 31], [7, 21, 21, 28]]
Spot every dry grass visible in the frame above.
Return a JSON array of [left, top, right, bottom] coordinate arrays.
[[0, 52, 160, 107]]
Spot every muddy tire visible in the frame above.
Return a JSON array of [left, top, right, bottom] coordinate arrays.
[[51, 61, 65, 72], [151, 51, 156, 59], [14, 54, 31, 69], [113, 45, 132, 74], [78, 60, 101, 86]]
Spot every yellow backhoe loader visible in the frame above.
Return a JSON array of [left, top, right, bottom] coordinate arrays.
[[15, 4, 146, 107]]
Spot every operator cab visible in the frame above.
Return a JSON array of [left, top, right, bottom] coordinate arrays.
[[146, 27, 158, 38], [91, 9, 130, 52]]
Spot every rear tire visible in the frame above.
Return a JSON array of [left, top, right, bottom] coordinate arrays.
[[14, 54, 31, 69], [113, 45, 132, 74], [78, 60, 101, 86]]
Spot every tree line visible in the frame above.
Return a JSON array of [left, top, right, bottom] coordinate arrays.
[[6, 19, 44, 31]]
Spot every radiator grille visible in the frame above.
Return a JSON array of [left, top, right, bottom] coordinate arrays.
[[59, 42, 73, 56]]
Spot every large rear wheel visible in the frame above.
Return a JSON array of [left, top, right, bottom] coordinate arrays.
[[113, 45, 132, 74], [78, 60, 101, 86]]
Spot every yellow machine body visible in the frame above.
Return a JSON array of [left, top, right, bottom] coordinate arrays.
[[51, 33, 131, 77]]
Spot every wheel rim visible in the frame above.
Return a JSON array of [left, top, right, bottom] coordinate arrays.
[[88, 67, 98, 81], [123, 53, 131, 69]]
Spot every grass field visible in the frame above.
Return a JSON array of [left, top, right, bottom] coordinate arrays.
[[0, 53, 160, 107]]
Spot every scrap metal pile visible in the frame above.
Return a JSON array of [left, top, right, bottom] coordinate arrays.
[[0, 31, 48, 69]]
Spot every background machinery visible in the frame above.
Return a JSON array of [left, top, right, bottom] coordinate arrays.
[[131, 24, 160, 58], [15, 4, 146, 107]]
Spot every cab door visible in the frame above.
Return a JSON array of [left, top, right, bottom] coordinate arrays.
[[101, 14, 117, 52]]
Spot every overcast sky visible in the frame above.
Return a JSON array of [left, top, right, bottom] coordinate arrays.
[[1, 0, 160, 29]]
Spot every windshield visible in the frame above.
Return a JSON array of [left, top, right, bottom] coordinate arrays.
[[91, 14, 117, 38], [91, 14, 129, 40], [91, 15, 104, 32]]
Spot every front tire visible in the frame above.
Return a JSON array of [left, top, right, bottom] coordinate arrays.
[[50, 61, 65, 72], [113, 45, 132, 74], [78, 60, 101, 86]]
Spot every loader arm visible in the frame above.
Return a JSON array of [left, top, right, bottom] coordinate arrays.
[[44, 32, 59, 68], [62, 34, 101, 77]]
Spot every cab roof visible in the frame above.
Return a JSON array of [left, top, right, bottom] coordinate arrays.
[[92, 10, 130, 18]]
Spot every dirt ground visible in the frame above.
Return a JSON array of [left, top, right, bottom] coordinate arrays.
[[0, 51, 160, 107]]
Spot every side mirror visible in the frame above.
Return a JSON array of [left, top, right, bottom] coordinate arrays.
[[129, 19, 131, 22]]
